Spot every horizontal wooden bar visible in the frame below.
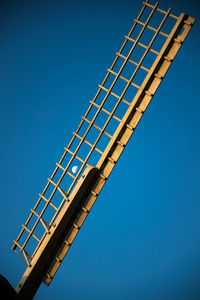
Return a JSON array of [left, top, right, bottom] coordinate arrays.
[[63, 148, 86, 164], [125, 35, 160, 55], [39, 193, 59, 212], [116, 51, 149, 74], [96, 83, 128, 104], [12, 240, 23, 251], [22, 225, 40, 243], [142, 2, 178, 19], [30, 209, 50, 234], [134, 18, 169, 37], [90, 99, 121, 123], [81, 116, 112, 138], [64, 148, 73, 156], [56, 163, 65, 172], [73, 132, 103, 155]]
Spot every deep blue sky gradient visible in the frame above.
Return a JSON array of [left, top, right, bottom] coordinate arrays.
[[0, 0, 200, 299]]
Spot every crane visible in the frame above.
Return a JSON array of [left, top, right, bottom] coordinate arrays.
[[5, 1, 195, 299]]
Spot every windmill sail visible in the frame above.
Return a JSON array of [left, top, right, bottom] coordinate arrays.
[[12, 1, 195, 299]]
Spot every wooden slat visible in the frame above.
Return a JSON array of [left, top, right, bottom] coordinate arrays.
[[143, 2, 179, 19], [125, 35, 160, 55]]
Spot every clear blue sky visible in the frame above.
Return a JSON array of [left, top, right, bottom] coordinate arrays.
[[0, 0, 200, 299]]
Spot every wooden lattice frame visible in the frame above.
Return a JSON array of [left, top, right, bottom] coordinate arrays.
[[12, 1, 195, 298]]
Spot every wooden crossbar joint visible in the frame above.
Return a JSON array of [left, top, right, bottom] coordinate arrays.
[[57, 187, 69, 200], [64, 147, 73, 155], [164, 56, 173, 62], [117, 140, 125, 147], [108, 157, 115, 164], [55, 257, 62, 263], [12, 240, 22, 251], [82, 207, 89, 213], [47, 178, 57, 188], [22, 225, 40, 243], [174, 37, 183, 44], [150, 48, 160, 55], [145, 90, 153, 96], [184, 20, 192, 25], [91, 190, 98, 197], [41, 220, 51, 234], [56, 163, 65, 171], [100, 173, 107, 180], [125, 35, 135, 43], [136, 107, 143, 113], [126, 124, 134, 131], [12, 243, 17, 251], [154, 73, 163, 79], [22, 250, 31, 267], [73, 224, 80, 229], [64, 240, 71, 247]]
